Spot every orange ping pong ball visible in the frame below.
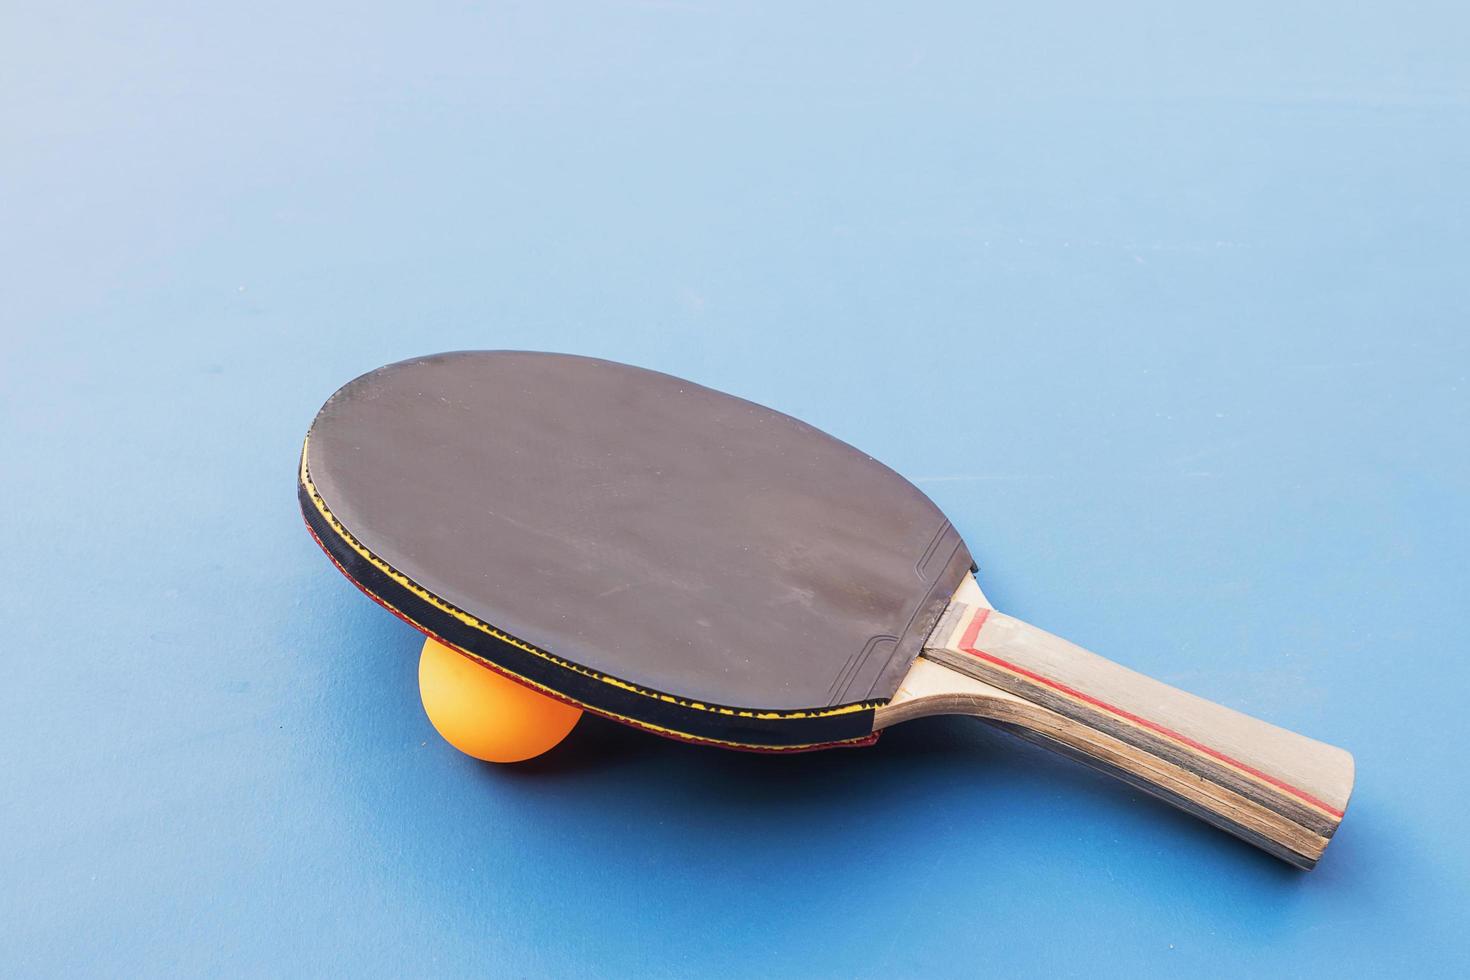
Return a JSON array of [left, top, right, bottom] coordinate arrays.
[[417, 637, 582, 762]]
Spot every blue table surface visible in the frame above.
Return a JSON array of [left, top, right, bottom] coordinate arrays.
[[4, 3, 1468, 976]]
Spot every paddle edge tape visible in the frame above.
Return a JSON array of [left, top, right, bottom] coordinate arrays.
[[298, 439, 882, 750]]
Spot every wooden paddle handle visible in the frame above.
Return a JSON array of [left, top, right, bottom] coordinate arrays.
[[883, 599, 1354, 868]]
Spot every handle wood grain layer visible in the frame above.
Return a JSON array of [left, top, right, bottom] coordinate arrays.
[[879, 579, 1354, 868]]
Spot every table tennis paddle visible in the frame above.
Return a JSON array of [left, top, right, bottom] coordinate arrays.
[[299, 351, 1353, 868]]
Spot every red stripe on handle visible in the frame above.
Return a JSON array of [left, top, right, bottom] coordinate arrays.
[[957, 609, 1345, 819]]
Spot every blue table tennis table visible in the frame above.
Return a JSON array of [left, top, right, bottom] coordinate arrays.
[[3, 3, 1467, 975]]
